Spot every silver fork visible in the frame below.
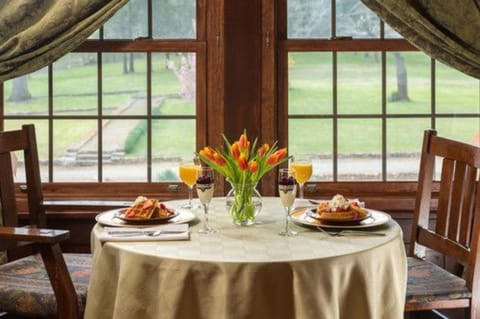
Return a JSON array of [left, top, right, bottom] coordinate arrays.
[[316, 226, 334, 237], [316, 227, 385, 237], [108, 230, 186, 237]]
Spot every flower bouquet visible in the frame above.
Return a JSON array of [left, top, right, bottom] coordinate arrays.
[[198, 130, 289, 225]]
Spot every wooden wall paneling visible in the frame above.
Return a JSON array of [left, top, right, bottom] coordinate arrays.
[[196, 0, 208, 152], [276, 0, 289, 178], [206, 0, 226, 195], [259, 0, 277, 196], [223, 0, 262, 141]]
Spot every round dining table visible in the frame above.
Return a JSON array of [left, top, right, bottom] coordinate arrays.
[[85, 197, 407, 319]]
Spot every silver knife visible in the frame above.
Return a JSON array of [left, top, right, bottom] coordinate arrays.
[[107, 230, 185, 236], [337, 230, 386, 236]]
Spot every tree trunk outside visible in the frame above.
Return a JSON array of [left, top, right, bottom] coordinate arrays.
[[129, 53, 135, 73], [8, 76, 31, 101], [123, 54, 128, 74], [390, 53, 410, 102]]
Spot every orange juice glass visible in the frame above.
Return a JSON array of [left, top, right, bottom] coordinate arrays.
[[179, 164, 199, 187], [290, 159, 312, 199], [179, 162, 201, 208]]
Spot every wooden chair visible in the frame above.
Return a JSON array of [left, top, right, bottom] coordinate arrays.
[[405, 130, 480, 318], [0, 124, 91, 318]]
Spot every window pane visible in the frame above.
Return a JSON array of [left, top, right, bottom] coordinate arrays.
[[336, 0, 379, 38], [103, 119, 147, 182], [5, 69, 49, 116], [338, 119, 381, 180], [436, 62, 480, 114], [153, 0, 196, 39], [384, 24, 402, 39], [5, 120, 49, 183], [53, 120, 98, 182], [88, 29, 100, 40], [288, 53, 332, 115], [152, 119, 196, 182], [287, 0, 331, 38], [437, 118, 480, 145], [53, 53, 98, 115], [103, 0, 148, 39], [152, 53, 196, 115], [103, 53, 147, 116], [338, 52, 381, 114], [386, 118, 430, 181], [288, 119, 333, 181], [387, 52, 431, 114]]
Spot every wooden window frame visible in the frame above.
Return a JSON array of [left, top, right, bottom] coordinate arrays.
[[0, 0, 223, 200], [275, 0, 480, 186]]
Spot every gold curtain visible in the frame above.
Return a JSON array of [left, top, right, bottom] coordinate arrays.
[[361, 0, 480, 79], [0, 0, 128, 82]]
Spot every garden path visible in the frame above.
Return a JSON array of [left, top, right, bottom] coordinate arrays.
[[64, 95, 164, 165]]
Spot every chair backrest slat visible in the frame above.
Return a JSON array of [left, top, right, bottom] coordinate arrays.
[[430, 135, 480, 167], [0, 153, 17, 227], [458, 168, 477, 246], [417, 227, 469, 264], [447, 160, 467, 241], [435, 158, 454, 237], [410, 130, 480, 294], [0, 125, 45, 248]]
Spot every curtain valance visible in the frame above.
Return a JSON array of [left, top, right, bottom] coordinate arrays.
[[361, 0, 480, 79], [0, 0, 128, 82]]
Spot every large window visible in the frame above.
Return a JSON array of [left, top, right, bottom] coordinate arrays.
[[283, 0, 480, 182], [2, 0, 204, 184], [1, 0, 479, 193]]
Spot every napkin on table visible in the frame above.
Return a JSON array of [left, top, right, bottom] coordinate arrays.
[[98, 223, 190, 242]]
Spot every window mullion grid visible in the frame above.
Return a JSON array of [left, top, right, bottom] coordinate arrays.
[[147, 53, 152, 182], [0, 83, 3, 131], [331, 0, 337, 182], [146, 0, 153, 183], [48, 65, 53, 182], [332, 52, 338, 182], [148, 0, 153, 37], [98, 52, 103, 182], [431, 58, 436, 129], [381, 51, 386, 181]]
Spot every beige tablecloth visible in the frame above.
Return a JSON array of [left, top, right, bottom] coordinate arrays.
[[85, 197, 407, 319]]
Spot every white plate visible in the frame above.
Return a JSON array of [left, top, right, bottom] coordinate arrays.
[[96, 208, 196, 228], [291, 207, 391, 229]]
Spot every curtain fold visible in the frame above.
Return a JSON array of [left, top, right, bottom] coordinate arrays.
[[361, 0, 480, 79], [0, 0, 128, 82]]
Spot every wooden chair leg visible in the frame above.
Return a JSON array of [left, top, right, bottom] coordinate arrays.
[[39, 243, 79, 319]]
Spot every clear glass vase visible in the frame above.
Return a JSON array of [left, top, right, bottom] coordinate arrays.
[[225, 182, 262, 226]]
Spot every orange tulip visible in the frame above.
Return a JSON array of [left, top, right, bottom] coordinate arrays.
[[237, 154, 248, 170], [238, 133, 249, 151], [231, 142, 240, 159], [202, 147, 216, 160], [275, 148, 287, 160], [213, 152, 226, 166], [266, 154, 279, 165], [258, 143, 270, 157], [248, 160, 259, 173]]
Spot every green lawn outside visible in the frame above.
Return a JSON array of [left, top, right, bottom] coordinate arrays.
[[288, 52, 479, 154], [4, 51, 479, 159]]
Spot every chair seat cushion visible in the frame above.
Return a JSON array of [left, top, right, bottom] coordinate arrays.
[[406, 257, 471, 305], [0, 253, 91, 317]]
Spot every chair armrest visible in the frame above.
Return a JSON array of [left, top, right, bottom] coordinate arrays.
[[0, 226, 69, 244]]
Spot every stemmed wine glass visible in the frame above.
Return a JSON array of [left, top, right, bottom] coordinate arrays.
[[196, 166, 216, 234], [278, 168, 297, 236], [179, 161, 201, 209], [290, 157, 312, 199]]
